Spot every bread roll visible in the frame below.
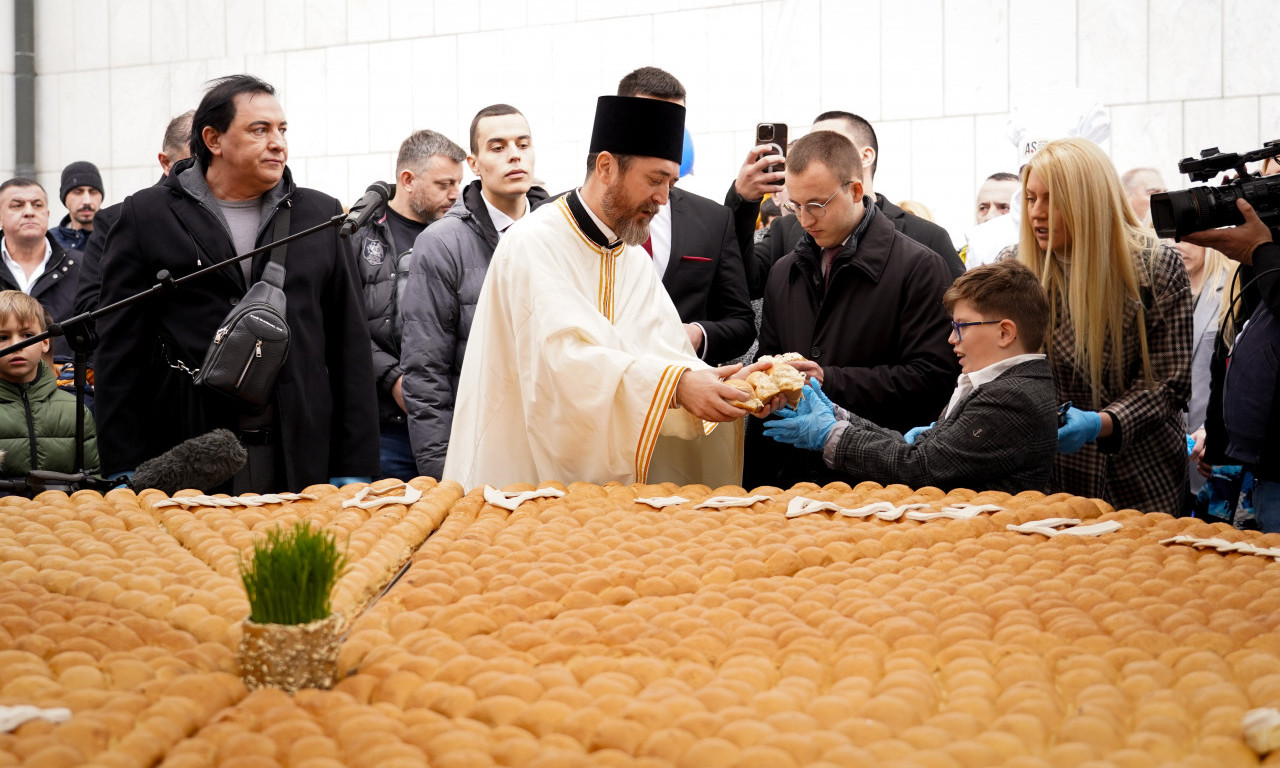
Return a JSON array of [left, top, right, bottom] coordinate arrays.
[[725, 380, 763, 413]]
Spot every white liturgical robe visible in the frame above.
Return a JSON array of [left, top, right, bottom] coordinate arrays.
[[443, 192, 741, 489]]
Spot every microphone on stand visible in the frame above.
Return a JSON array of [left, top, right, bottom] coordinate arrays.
[[339, 182, 395, 238], [15, 429, 249, 497]]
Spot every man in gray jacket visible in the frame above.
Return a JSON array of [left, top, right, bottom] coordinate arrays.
[[349, 130, 465, 480], [400, 104, 547, 479]]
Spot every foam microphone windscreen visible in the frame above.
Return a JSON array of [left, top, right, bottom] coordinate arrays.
[[129, 429, 249, 495]]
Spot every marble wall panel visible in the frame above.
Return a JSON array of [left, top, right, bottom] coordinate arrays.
[[1108, 101, 1184, 194], [910, 115, 974, 248], [881, 0, 943, 120], [820, 0, 880, 121], [109, 0, 151, 68], [1008, 0, 1075, 105], [1224, 0, 1280, 96], [1077, 0, 1147, 105], [943, 0, 1008, 116], [186, 0, 228, 61], [1148, 0, 1221, 102], [305, 0, 348, 48], [151, 0, 188, 64], [224, 0, 267, 58], [1183, 96, 1260, 174]]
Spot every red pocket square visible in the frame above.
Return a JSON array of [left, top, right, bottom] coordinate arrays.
[[680, 255, 713, 262]]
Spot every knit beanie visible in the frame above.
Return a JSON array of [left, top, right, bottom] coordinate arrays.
[[59, 161, 104, 204]]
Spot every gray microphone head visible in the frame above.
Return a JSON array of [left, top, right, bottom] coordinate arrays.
[[129, 429, 248, 496], [368, 180, 395, 202]]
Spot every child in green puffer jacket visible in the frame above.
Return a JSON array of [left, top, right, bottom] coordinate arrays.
[[0, 291, 98, 482]]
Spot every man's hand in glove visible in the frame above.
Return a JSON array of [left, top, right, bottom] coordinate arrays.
[[762, 382, 837, 451], [1057, 407, 1102, 454], [904, 423, 934, 444]]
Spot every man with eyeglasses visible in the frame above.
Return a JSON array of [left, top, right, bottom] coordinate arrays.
[[745, 130, 958, 489]]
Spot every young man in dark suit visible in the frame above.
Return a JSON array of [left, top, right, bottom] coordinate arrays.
[[763, 259, 1058, 494], [616, 67, 755, 365]]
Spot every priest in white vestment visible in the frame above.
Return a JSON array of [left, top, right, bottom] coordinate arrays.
[[443, 96, 751, 489]]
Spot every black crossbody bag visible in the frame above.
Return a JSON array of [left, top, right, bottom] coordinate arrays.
[[193, 207, 291, 406]]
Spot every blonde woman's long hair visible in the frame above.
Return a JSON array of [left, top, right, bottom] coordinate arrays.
[[1017, 138, 1155, 407]]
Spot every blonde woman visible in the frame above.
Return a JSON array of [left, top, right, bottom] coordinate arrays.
[[1002, 138, 1193, 514], [1176, 243, 1239, 493]]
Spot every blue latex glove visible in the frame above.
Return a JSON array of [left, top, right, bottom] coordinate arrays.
[[329, 476, 372, 486], [762, 383, 837, 451], [805, 377, 835, 411], [1057, 408, 1102, 454], [904, 422, 935, 444]]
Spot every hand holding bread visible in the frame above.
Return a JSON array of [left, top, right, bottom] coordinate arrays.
[[727, 354, 810, 417]]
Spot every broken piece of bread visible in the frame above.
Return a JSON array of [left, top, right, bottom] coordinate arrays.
[[726, 354, 809, 413], [725, 379, 763, 412]]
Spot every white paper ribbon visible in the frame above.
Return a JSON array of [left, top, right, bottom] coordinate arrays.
[[482, 485, 566, 511], [905, 503, 1003, 521], [153, 493, 316, 508], [342, 482, 423, 510], [788, 497, 1004, 522], [694, 495, 772, 509], [1160, 535, 1280, 559], [1244, 707, 1280, 754], [635, 496, 689, 509], [1008, 519, 1121, 537], [0, 705, 71, 732]]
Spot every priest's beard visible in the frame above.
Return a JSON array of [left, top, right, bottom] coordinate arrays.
[[602, 181, 659, 246]]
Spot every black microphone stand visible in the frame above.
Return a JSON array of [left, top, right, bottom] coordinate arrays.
[[0, 203, 372, 494]]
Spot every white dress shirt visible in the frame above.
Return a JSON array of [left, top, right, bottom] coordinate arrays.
[[941, 353, 1046, 420], [482, 192, 526, 239], [1, 237, 52, 294]]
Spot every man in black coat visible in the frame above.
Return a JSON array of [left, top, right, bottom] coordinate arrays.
[[0, 179, 81, 358], [75, 111, 194, 317], [745, 130, 959, 489], [617, 67, 755, 364], [95, 75, 378, 493], [727, 110, 964, 297]]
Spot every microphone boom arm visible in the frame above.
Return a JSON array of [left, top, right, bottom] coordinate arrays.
[[0, 211, 348, 360]]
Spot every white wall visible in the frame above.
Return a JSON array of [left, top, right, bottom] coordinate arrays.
[[0, 1, 14, 180], [27, 0, 1280, 246]]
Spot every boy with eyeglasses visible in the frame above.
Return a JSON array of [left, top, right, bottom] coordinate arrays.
[[763, 260, 1058, 494]]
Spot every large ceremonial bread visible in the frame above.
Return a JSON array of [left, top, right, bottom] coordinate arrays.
[[3, 478, 1280, 766], [733, 353, 809, 413]]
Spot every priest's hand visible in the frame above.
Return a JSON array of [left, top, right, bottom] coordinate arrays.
[[729, 360, 786, 417], [734, 144, 786, 202], [677, 365, 750, 422]]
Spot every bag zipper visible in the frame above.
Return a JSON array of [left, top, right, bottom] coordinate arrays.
[[236, 340, 263, 388]]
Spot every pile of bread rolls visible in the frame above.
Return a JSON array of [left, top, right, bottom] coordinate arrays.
[[1, 480, 1279, 767]]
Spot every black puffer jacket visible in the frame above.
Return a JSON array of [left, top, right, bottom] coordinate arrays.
[[347, 212, 413, 425], [400, 181, 548, 478]]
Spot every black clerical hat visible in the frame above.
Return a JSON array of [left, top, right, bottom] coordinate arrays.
[[589, 96, 686, 165]]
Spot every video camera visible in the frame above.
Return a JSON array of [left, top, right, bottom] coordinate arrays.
[[1150, 140, 1280, 240]]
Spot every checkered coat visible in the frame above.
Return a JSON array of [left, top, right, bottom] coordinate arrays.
[[825, 359, 1059, 493], [1004, 241, 1193, 514]]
